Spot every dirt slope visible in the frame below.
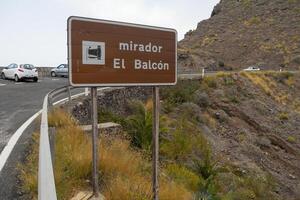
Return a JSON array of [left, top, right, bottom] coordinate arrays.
[[168, 72, 300, 199], [178, 0, 300, 72]]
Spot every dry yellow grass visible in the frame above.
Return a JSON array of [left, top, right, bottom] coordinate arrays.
[[48, 108, 75, 127], [100, 137, 193, 200], [202, 112, 217, 129], [18, 132, 39, 200], [285, 76, 295, 87], [241, 72, 289, 105], [20, 109, 193, 200], [100, 138, 145, 178]]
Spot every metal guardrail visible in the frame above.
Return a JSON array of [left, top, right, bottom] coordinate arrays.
[[38, 93, 57, 200], [38, 86, 111, 200], [38, 85, 75, 200]]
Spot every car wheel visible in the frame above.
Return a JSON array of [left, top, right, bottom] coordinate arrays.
[[1, 73, 6, 80], [14, 75, 20, 82], [51, 72, 56, 77], [33, 77, 38, 82]]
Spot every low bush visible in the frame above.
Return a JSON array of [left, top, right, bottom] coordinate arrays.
[[278, 112, 289, 120], [123, 100, 153, 150], [166, 163, 203, 192], [265, 71, 294, 84], [161, 80, 199, 107], [161, 118, 211, 162], [203, 76, 218, 89], [192, 90, 210, 108], [98, 109, 125, 124], [244, 16, 261, 26], [287, 136, 296, 143]]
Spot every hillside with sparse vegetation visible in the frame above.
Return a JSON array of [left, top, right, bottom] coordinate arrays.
[[178, 0, 300, 72]]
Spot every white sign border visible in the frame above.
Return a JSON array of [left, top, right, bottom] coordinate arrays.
[[67, 16, 177, 87]]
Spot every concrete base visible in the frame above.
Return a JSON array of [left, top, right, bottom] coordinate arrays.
[[80, 122, 121, 131], [71, 191, 105, 200]]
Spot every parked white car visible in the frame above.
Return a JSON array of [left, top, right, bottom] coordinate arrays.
[[1, 63, 38, 82], [243, 66, 261, 71]]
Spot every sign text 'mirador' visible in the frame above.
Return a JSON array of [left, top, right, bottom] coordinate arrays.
[[119, 41, 163, 53]]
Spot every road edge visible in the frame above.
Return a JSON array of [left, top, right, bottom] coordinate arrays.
[[0, 110, 42, 172]]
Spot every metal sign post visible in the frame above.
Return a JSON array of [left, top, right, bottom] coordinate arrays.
[[152, 86, 160, 200], [91, 87, 100, 198]]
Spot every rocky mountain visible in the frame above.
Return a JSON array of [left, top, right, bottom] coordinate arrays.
[[178, 0, 300, 72]]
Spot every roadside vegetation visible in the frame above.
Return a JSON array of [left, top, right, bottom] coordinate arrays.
[[19, 109, 192, 199], [240, 71, 294, 105], [19, 71, 299, 199]]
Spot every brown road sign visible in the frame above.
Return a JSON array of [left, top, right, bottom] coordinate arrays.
[[67, 16, 177, 86]]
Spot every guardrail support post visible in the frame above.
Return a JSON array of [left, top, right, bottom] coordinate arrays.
[[91, 87, 100, 198], [68, 86, 72, 112], [48, 95, 53, 110], [152, 86, 160, 200], [202, 68, 205, 78], [49, 127, 56, 167]]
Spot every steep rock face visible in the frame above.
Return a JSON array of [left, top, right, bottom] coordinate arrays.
[[179, 0, 300, 72]]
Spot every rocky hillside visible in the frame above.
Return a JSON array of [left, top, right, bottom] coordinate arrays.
[[178, 0, 300, 72], [160, 71, 300, 199], [72, 71, 300, 199]]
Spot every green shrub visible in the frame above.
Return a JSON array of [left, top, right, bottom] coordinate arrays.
[[227, 95, 239, 103], [203, 77, 218, 89], [193, 90, 210, 108], [236, 174, 276, 199], [166, 164, 204, 192], [161, 80, 199, 106], [124, 100, 153, 150], [161, 100, 175, 113], [223, 76, 235, 86], [179, 103, 202, 123], [161, 119, 210, 162], [241, 0, 252, 7], [123, 100, 168, 151], [287, 136, 296, 143], [98, 109, 125, 124], [161, 127, 194, 161], [193, 153, 215, 181], [218, 61, 225, 68], [244, 16, 261, 26], [278, 112, 289, 120], [266, 71, 294, 84]]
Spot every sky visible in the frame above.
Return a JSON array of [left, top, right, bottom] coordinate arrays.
[[0, 0, 219, 67]]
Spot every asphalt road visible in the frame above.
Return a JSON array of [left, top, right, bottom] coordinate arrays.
[[0, 77, 69, 199], [0, 77, 69, 153]]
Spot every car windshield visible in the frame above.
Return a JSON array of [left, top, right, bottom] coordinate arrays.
[[22, 64, 34, 69]]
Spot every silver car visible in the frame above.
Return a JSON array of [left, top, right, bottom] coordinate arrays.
[[51, 64, 68, 77]]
